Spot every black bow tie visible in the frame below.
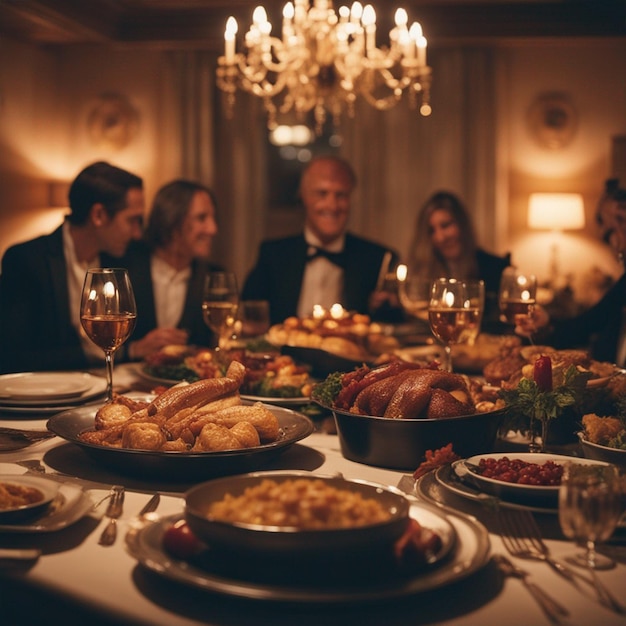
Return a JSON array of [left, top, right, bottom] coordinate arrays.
[[306, 246, 346, 269]]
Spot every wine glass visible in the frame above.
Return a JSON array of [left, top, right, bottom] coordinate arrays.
[[558, 462, 623, 570], [459, 279, 485, 346], [498, 267, 537, 325], [396, 265, 431, 324], [80, 268, 137, 403], [428, 278, 474, 372], [202, 271, 239, 351]]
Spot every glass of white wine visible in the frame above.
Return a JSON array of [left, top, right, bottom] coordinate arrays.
[[428, 278, 478, 372], [396, 265, 431, 324], [558, 462, 623, 570], [498, 267, 537, 325], [80, 268, 137, 403], [202, 271, 239, 351]]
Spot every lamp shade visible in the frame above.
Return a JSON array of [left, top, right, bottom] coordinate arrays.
[[528, 193, 585, 230]]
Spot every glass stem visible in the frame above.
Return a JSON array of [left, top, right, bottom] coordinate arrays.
[[528, 414, 541, 453], [586, 540, 597, 568], [104, 350, 114, 403], [443, 345, 452, 372]]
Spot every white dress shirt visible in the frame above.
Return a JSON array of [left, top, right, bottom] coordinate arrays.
[[62, 221, 104, 364], [297, 228, 345, 318], [150, 255, 190, 329]]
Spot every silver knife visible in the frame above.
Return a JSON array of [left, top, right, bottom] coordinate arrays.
[[137, 493, 160, 521]]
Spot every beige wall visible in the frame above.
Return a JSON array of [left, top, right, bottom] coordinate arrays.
[[1, 36, 625, 300], [500, 41, 626, 294]]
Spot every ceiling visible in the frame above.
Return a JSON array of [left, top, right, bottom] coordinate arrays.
[[1, 0, 624, 49]]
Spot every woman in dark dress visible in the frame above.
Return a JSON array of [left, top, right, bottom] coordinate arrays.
[[407, 190, 511, 329]]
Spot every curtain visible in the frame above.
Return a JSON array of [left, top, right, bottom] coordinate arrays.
[[341, 47, 498, 263], [161, 47, 499, 282]]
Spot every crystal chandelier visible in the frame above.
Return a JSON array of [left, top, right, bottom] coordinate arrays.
[[216, 1, 432, 134]]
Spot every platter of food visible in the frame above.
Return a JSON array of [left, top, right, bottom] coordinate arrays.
[[185, 472, 419, 556], [414, 463, 559, 514], [312, 361, 504, 469], [126, 498, 490, 603], [454, 453, 611, 507], [47, 364, 314, 480], [266, 310, 399, 376]]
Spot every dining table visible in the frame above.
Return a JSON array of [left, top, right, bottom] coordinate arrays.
[[0, 362, 625, 626]]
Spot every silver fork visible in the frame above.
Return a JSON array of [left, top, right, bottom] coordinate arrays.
[[98, 485, 125, 546], [498, 508, 625, 614], [494, 554, 569, 624]]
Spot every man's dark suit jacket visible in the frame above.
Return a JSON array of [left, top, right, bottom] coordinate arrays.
[[118, 241, 221, 350], [0, 225, 121, 373], [241, 232, 400, 325]]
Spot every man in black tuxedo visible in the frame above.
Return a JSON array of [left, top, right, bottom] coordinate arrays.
[[0, 161, 145, 374], [241, 156, 400, 325]]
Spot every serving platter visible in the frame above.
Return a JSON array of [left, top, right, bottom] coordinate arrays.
[[125, 501, 490, 603], [46, 402, 314, 480], [136, 365, 313, 406]]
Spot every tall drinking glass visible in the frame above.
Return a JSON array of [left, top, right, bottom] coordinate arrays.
[[429, 278, 472, 372], [558, 462, 622, 570], [80, 268, 137, 403], [459, 279, 485, 346], [202, 271, 239, 351], [498, 267, 537, 325], [397, 265, 431, 323]]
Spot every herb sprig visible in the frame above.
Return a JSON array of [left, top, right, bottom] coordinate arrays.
[[499, 365, 590, 423]]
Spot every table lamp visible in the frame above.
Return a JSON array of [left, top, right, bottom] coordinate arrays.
[[527, 192, 585, 286]]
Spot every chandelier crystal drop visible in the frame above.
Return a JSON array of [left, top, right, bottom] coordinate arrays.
[[216, 0, 433, 134]]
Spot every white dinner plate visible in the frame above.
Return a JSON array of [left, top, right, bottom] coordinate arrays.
[[455, 453, 611, 507], [0, 372, 94, 401], [0, 373, 107, 410], [126, 502, 490, 603], [0, 479, 94, 532]]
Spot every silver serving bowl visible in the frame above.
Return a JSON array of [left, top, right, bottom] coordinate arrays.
[[184, 471, 411, 558], [578, 432, 626, 467], [328, 405, 505, 470]]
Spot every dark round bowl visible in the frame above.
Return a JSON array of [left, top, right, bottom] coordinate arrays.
[[184, 471, 411, 559], [578, 432, 626, 467], [329, 406, 505, 470]]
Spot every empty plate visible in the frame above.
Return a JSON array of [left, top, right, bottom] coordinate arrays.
[[0, 372, 95, 401]]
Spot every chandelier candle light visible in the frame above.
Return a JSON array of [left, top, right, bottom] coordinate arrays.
[[217, 1, 432, 133]]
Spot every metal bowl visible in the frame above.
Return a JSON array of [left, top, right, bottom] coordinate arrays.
[[578, 433, 626, 467], [329, 406, 505, 470], [185, 471, 411, 559]]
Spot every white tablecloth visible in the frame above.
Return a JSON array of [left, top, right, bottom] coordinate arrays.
[[0, 365, 625, 625]]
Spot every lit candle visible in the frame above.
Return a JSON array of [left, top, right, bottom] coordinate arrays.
[[351, 1, 363, 26], [224, 17, 238, 63], [409, 22, 422, 60], [396, 264, 408, 282], [283, 2, 294, 40], [312, 304, 325, 319], [418, 35, 427, 67], [361, 4, 376, 55], [330, 303, 345, 319]]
